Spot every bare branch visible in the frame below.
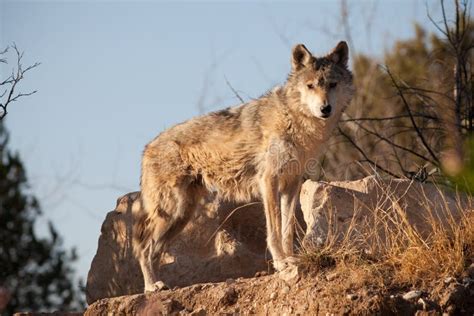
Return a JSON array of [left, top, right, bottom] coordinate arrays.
[[340, 0, 356, 54], [0, 44, 40, 120], [337, 126, 400, 178], [441, 0, 454, 43], [384, 67, 441, 165], [349, 117, 438, 165], [340, 114, 440, 123], [426, 1, 450, 37], [0, 47, 8, 64], [224, 76, 245, 104], [398, 85, 455, 103]]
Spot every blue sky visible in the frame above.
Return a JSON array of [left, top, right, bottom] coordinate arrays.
[[0, 0, 458, 287]]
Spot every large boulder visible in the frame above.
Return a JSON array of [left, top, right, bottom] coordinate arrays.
[[85, 193, 268, 304], [300, 176, 470, 250]]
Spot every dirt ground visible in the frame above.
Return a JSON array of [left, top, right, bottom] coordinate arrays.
[[85, 263, 474, 315]]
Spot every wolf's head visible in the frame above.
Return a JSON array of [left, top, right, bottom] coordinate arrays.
[[287, 41, 354, 120]]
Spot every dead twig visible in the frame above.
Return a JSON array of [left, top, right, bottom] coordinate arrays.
[[0, 43, 40, 120]]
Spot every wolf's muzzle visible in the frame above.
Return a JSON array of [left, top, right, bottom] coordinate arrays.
[[320, 104, 332, 118]]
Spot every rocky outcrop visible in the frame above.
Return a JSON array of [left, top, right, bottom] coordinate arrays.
[[85, 268, 474, 315], [13, 313, 82, 316], [86, 176, 470, 305], [85, 192, 269, 304], [300, 176, 469, 249]]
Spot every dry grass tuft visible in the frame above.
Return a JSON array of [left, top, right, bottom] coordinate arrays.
[[299, 175, 474, 290]]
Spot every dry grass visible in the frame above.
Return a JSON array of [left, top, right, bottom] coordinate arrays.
[[298, 175, 474, 291]]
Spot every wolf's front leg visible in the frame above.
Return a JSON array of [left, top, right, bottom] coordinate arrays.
[[280, 179, 302, 257], [259, 172, 286, 271]]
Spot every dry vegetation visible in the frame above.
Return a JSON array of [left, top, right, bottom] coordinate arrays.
[[299, 175, 474, 298]]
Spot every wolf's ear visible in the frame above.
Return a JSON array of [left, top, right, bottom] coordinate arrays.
[[328, 41, 349, 67], [292, 44, 313, 71]]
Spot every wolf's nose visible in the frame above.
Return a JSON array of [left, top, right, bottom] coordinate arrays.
[[321, 104, 332, 115]]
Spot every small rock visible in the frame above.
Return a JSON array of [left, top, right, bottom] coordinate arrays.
[[278, 264, 300, 283], [346, 294, 358, 301], [417, 298, 439, 312], [445, 305, 456, 314], [418, 298, 428, 310], [192, 284, 202, 292], [282, 286, 290, 294], [440, 284, 466, 308], [255, 271, 269, 277], [466, 263, 474, 279], [190, 308, 206, 316], [444, 277, 454, 284], [162, 299, 184, 314], [325, 272, 338, 281], [403, 290, 422, 301], [462, 277, 473, 285], [270, 292, 277, 300], [225, 278, 235, 285], [219, 287, 238, 306]]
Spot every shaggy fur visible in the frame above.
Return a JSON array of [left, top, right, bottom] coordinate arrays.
[[134, 41, 354, 292]]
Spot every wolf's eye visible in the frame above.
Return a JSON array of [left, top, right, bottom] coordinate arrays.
[[307, 83, 314, 89], [329, 82, 338, 89]]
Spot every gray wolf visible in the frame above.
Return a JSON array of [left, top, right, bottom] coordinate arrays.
[[134, 41, 354, 292]]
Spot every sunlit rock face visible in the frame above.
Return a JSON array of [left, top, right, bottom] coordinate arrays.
[[86, 176, 469, 304], [300, 176, 468, 250], [85, 192, 268, 304]]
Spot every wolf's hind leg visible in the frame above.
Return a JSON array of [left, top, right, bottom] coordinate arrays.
[[136, 184, 199, 292], [133, 210, 160, 292], [134, 210, 171, 292], [138, 237, 163, 292]]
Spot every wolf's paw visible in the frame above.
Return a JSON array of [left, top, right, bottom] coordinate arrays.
[[276, 256, 302, 283], [273, 256, 300, 272], [144, 281, 169, 293]]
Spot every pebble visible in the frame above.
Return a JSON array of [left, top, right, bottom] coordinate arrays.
[[325, 272, 338, 281], [462, 277, 473, 285], [418, 298, 428, 310], [278, 265, 300, 283], [270, 292, 277, 300], [219, 287, 238, 306], [444, 277, 454, 284], [225, 278, 235, 285], [346, 294, 358, 301], [190, 308, 206, 316], [402, 290, 422, 301], [282, 286, 290, 294], [466, 263, 474, 278], [255, 271, 269, 277]]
